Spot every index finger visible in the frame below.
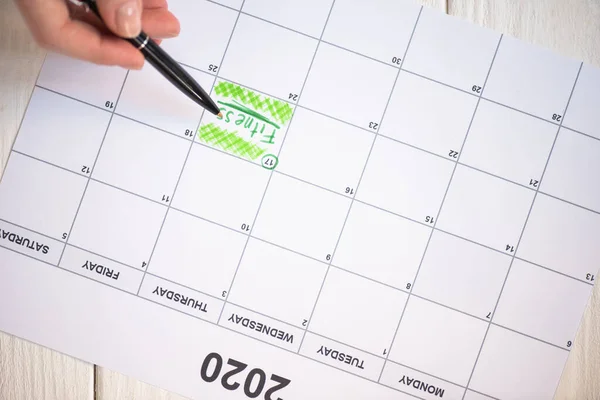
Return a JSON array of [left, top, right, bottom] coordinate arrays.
[[17, 0, 145, 69]]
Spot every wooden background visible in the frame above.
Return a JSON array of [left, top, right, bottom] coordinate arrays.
[[1, 0, 599, 398]]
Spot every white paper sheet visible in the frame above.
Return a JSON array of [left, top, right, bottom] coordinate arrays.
[[1, 1, 599, 399]]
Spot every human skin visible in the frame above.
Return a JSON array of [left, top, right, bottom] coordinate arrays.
[[14, 0, 181, 70]]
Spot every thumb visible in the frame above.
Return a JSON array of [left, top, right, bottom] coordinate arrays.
[[96, 0, 143, 38]]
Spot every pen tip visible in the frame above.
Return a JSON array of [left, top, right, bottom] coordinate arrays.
[[217, 112, 223, 118]]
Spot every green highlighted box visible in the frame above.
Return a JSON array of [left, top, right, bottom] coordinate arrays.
[[213, 81, 294, 126], [198, 81, 294, 168], [198, 123, 267, 161]]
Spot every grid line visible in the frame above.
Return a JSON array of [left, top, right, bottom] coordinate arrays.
[[0, 217, 66, 244], [0, 198, 582, 353], [34, 0, 599, 154], [33, 72, 590, 180], [468, 389, 501, 400], [8, 148, 594, 288], [56, 71, 131, 267], [298, 5, 425, 356], [386, 359, 466, 389], [0, 242, 470, 400], [135, 1, 245, 296], [378, 34, 504, 383], [0, 237, 574, 357], [0, 52, 48, 179], [215, 0, 339, 325], [2, 198, 586, 354], [113, 112, 194, 143], [188, 0, 576, 146], [1, 1, 597, 398], [461, 61, 585, 400], [32, 77, 600, 228], [36, 64, 568, 136]]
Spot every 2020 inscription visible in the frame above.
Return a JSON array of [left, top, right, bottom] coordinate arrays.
[[200, 352, 291, 400]]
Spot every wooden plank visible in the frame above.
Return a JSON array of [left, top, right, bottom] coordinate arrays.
[[447, 0, 600, 67], [448, 2, 600, 400], [0, 1, 94, 399], [95, 369, 189, 400], [553, 289, 600, 400], [0, 334, 94, 400], [0, 0, 44, 171]]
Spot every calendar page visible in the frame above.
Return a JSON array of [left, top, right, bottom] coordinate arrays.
[[1, 1, 599, 399]]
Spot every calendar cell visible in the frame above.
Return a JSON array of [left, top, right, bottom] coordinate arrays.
[[461, 99, 557, 187], [518, 194, 600, 283], [148, 209, 247, 299], [116, 63, 214, 137], [322, 0, 421, 66], [159, 0, 237, 73], [252, 173, 351, 261], [277, 107, 374, 196], [562, 64, 600, 139], [220, 303, 304, 352], [309, 267, 408, 356], [93, 116, 189, 203], [36, 52, 127, 109], [379, 362, 465, 400], [380, 71, 478, 159], [0, 220, 63, 266], [199, 79, 294, 165], [69, 181, 166, 268], [333, 202, 431, 290], [469, 325, 569, 400], [60, 245, 143, 294], [219, 14, 318, 101], [436, 165, 535, 252], [403, 6, 500, 93], [299, 333, 385, 381], [139, 274, 223, 323], [300, 43, 398, 130], [494, 259, 592, 348], [173, 144, 270, 231], [211, 0, 242, 10], [389, 297, 488, 386], [242, 0, 334, 38], [413, 230, 511, 320], [0, 153, 86, 241], [228, 238, 327, 327], [541, 129, 600, 212], [13, 88, 110, 176], [484, 35, 581, 122], [357, 136, 454, 223]]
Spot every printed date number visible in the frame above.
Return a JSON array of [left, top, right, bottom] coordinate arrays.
[[200, 352, 291, 399]]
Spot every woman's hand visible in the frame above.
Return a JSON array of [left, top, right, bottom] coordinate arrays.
[[14, 0, 181, 69]]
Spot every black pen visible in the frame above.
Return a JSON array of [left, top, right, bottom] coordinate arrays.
[[74, 0, 222, 117]]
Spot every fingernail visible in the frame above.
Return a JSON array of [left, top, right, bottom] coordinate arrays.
[[116, 0, 141, 38], [166, 28, 180, 38]]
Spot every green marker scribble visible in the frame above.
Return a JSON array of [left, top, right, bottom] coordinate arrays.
[[198, 123, 266, 161], [218, 100, 281, 129], [214, 81, 293, 125]]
